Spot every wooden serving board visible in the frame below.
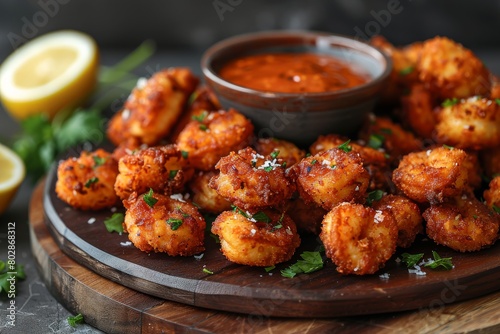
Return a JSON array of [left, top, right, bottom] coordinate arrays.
[[40, 163, 500, 319]]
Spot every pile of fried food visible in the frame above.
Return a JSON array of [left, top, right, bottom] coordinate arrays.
[[55, 36, 500, 276]]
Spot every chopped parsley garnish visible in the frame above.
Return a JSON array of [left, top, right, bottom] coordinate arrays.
[[311, 159, 317, 165], [265, 265, 275, 272], [270, 150, 280, 159], [441, 97, 459, 107], [232, 205, 272, 223], [192, 111, 208, 122], [104, 213, 124, 233], [143, 188, 158, 207], [67, 313, 85, 327], [169, 170, 178, 180], [188, 91, 199, 105], [84, 177, 99, 188], [424, 251, 453, 270], [281, 251, 324, 278], [366, 190, 384, 206], [181, 150, 189, 159], [401, 252, 424, 268], [368, 134, 385, 150], [399, 66, 414, 76], [263, 166, 273, 172], [443, 144, 454, 150], [495, 98, 500, 106], [166, 218, 183, 230], [282, 161, 287, 168], [92, 155, 107, 167], [203, 268, 214, 275], [493, 204, 500, 214], [199, 124, 208, 131], [338, 140, 352, 153]]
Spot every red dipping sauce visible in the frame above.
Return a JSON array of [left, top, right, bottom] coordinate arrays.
[[219, 53, 370, 94]]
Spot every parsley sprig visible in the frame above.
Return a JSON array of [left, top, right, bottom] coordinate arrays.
[[67, 313, 85, 327], [0, 260, 26, 296], [401, 251, 454, 270], [104, 213, 124, 233], [281, 251, 324, 278]]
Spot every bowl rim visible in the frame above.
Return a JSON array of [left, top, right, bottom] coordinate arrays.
[[201, 30, 392, 99]]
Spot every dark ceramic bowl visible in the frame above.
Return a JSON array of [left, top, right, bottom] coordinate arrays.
[[201, 30, 392, 147]]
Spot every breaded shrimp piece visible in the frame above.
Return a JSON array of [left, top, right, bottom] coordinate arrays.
[[123, 191, 205, 256], [210, 147, 295, 210], [400, 84, 437, 139], [55, 149, 119, 210], [418, 36, 491, 99], [211, 209, 300, 267], [359, 115, 422, 164], [253, 137, 306, 167], [434, 97, 500, 150], [111, 137, 147, 162], [372, 194, 423, 248], [114, 145, 189, 201], [310, 134, 391, 191], [392, 146, 469, 203], [491, 75, 500, 99], [292, 148, 370, 210], [285, 196, 327, 235], [483, 176, 500, 211], [176, 109, 254, 170], [423, 193, 499, 252], [107, 68, 199, 146], [188, 170, 231, 214], [320, 202, 398, 275]]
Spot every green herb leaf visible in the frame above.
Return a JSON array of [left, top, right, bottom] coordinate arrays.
[[84, 177, 99, 188], [424, 251, 453, 270], [181, 150, 189, 159], [311, 159, 317, 165], [199, 124, 208, 131], [92, 155, 107, 167], [169, 170, 178, 180], [443, 144, 454, 150], [263, 166, 274, 172], [399, 66, 414, 76], [143, 188, 158, 207], [338, 140, 352, 153], [252, 211, 272, 223], [270, 150, 280, 159], [232, 205, 249, 218], [281, 251, 324, 278], [67, 313, 85, 327], [441, 98, 459, 107], [265, 265, 275, 272], [366, 190, 384, 206], [368, 134, 385, 150], [203, 268, 214, 275], [104, 213, 124, 233], [192, 111, 208, 122], [0, 262, 26, 296], [495, 98, 500, 106], [166, 218, 183, 231], [401, 252, 424, 268]]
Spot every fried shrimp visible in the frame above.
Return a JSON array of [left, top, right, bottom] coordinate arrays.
[[417, 36, 490, 99], [483, 176, 500, 211], [55, 149, 119, 210], [209, 147, 295, 210], [320, 202, 398, 275], [123, 191, 205, 256], [211, 209, 300, 266], [107, 68, 199, 146], [491, 75, 500, 99], [434, 97, 500, 150], [309, 134, 391, 191], [114, 145, 189, 201], [285, 196, 327, 235], [292, 148, 370, 211], [400, 84, 437, 139], [188, 170, 231, 214], [253, 137, 305, 167], [176, 109, 254, 170], [392, 146, 469, 203], [372, 194, 423, 248], [423, 193, 499, 252]]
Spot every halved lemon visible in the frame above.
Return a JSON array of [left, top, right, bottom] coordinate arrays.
[[0, 143, 25, 214], [0, 30, 99, 120]]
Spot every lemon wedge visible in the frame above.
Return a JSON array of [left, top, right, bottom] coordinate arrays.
[[0, 30, 99, 120], [0, 143, 25, 214]]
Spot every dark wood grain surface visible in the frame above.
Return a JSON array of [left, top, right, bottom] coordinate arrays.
[[30, 179, 500, 334], [41, 163, 500, 318]]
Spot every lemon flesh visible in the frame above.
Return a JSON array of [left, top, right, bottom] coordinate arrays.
[[0, 30, 99, 120], [0, 143, 25, 214]]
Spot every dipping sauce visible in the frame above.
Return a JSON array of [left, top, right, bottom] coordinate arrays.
[[219, 53, 370, 94]]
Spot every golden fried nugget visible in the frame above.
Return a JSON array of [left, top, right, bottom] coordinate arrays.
[[483, 176, 500, 211], [176, 109, 254, 170], [114, 145, 189, 200], [285, 196, 327, 235], [107, 68, 199, 146], [55, 149, 119, 210], [400, 84, 437, 139], [320, 202, 398, 275], [188, 170, 231, 214], [123, 191, 205, 256], [372, 194, 423, 248], [210, 147, 295, 210], [423, 193, 499, 252], [293, 148, 370, 210], [435, 97, 500, 150], [211, 209, 300, 267], [254, 137, 305, 167], [418, 36, 490, 99]]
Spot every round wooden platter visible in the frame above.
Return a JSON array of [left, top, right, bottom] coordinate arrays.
[[39, 162, 500, 320]]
